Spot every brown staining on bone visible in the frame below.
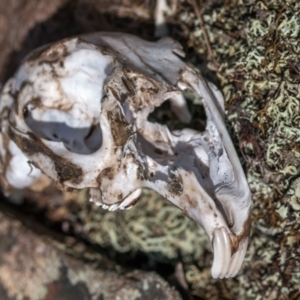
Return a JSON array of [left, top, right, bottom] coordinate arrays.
[[0, 134, 11, 170], [27, 41, 70, 65], [0, 107, 10, 122], [0, 135, 13, 194], [185, 195, 198, 209], [121, 69, 167, 115], [168, 173, 183, 196], [133, 80, 161, 112], [13, 81, 33, 115], [106, 105, 132, 147], [7, 128, 83, 185], [108, 86, 121, 102], [53, 161, 83, 184], [230, 214, 251, 256], [135, 158, 148, 181], [25, 44, 52, 64], [121, 74, 136, 96], [97, 167, 114, 183]]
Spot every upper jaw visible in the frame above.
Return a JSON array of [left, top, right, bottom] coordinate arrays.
[[177, 70, 251, 278], [152, 165, 251, 279]]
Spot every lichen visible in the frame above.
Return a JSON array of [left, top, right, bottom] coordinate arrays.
[[176, 0, 300, 298], [73, 189, 210, 262]]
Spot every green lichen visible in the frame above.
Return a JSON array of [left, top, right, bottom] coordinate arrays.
[[77, 189, 209, 262], [176, 0, 300, 298]]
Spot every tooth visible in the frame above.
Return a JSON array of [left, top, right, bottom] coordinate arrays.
[[211, 229, 222, 278], [89, 188, 101, 202], [211, 228, 231, 278], [231, 239, 247, 277], [225, 250, 239, 278], [226, 238, 248, 278], [123, 204, 134, 210], [120, 203, 134, 210], [218, 228, 231, 278], [102, 204, 109, 209], [108, 204, 118, 211], [226, 250, 240, 278], [119, 189, 142, 209]]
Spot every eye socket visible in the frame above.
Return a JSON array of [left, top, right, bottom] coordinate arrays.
[[24, 111, 103, 155]]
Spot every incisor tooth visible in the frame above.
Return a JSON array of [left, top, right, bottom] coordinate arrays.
[[226, 238, 248, 278], [120, 189, 142, 209], [211, 228, 233, 279], [231, 239, 247, 277], [211, 228, 226, 278], [218, 228, 231, 278], [225, 250, 239, 278], [108, 204, 118, 211], [211, 230, 222, 278]]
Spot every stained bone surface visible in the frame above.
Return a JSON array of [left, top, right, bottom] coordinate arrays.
[[0, 32, 251, 278]]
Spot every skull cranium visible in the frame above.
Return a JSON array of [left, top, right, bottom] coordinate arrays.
[[0, 32, 251, 278]]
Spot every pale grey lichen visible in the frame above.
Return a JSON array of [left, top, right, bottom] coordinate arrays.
[[177, 0, 300, 298]]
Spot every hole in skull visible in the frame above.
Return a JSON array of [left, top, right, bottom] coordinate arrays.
[[138, 88, 215, 190], [24, 112, 102, 155], [148, 93, 206, 132], [155, 148, 163, 155]]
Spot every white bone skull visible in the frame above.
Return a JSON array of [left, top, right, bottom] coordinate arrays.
[[0, 32, 251, 278]]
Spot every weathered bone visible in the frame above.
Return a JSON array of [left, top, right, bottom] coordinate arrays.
[[0, 32, 251, 278]]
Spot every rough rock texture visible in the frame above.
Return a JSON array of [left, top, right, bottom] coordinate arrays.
[[0, 207, 182, 300], [0, 0, 299, 299], [0, 0, 68, 83]]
